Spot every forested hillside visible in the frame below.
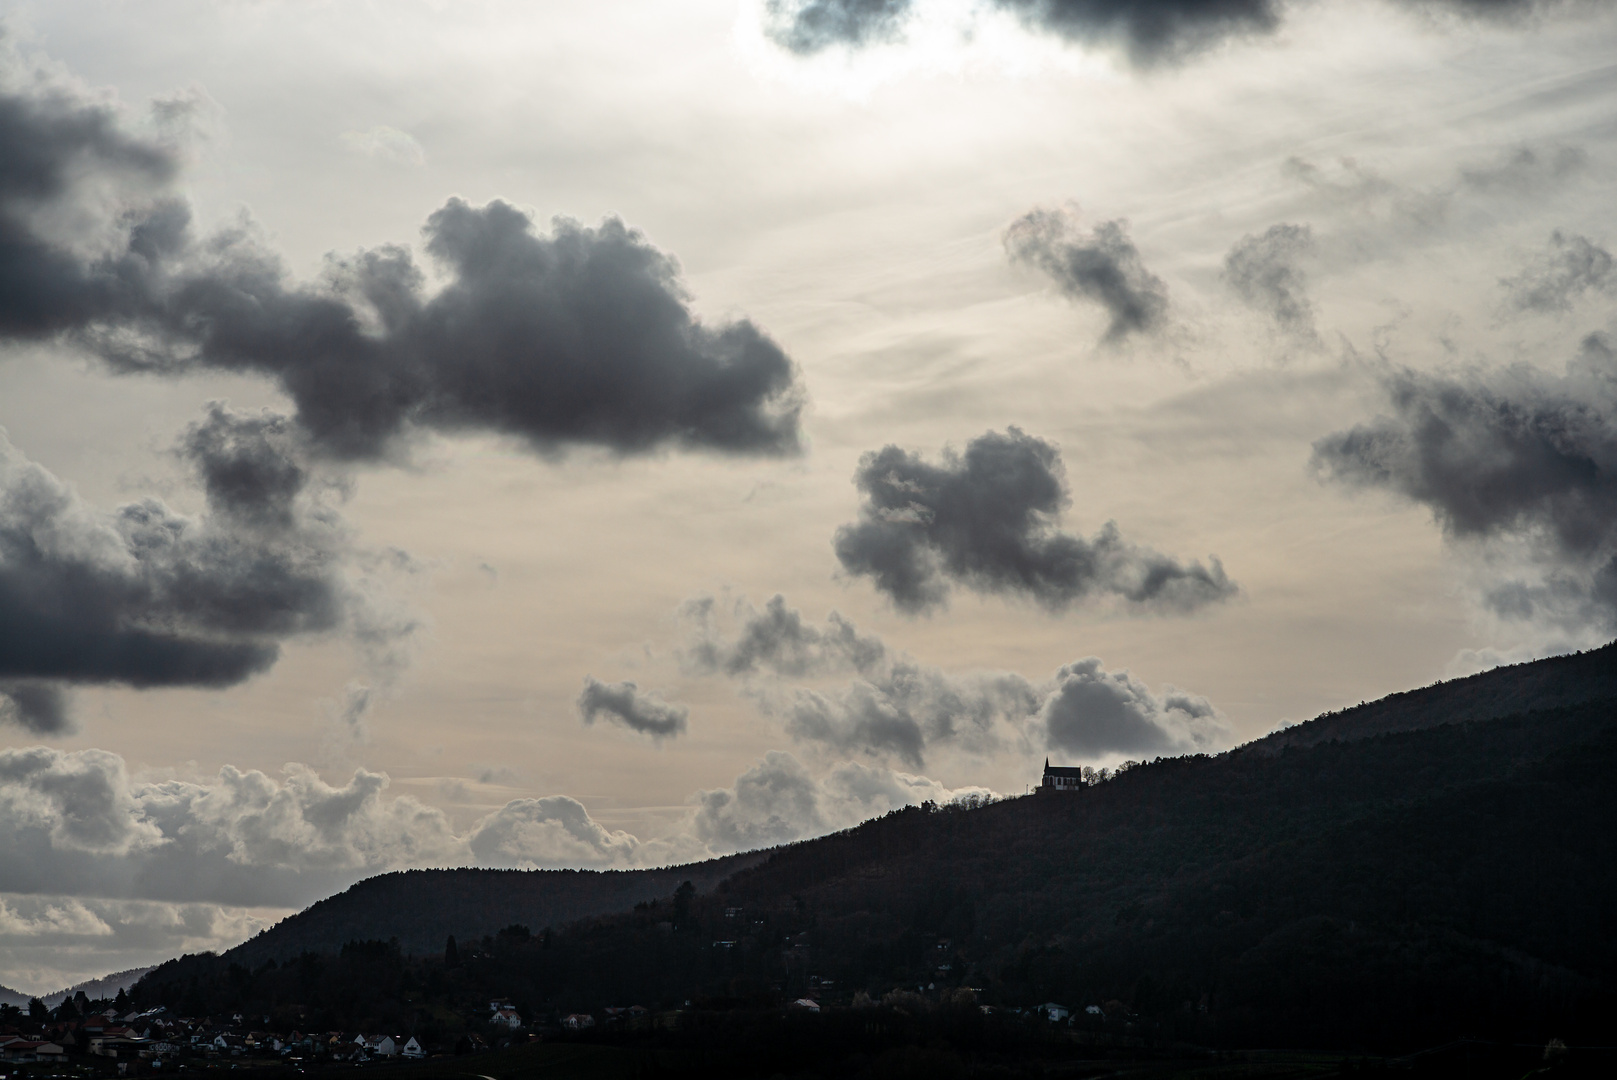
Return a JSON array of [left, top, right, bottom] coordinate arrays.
[[223, 854, 765, 965], [134, 646, 1617, 1052], [1254, 641, 1617, 751]]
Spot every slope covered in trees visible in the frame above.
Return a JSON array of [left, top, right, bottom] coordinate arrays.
[[224, 855, 765, 965], [134, 645, 1617, 1053], [1254, 641, 1617, 751]]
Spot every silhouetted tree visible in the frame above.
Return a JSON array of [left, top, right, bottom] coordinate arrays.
[[672, 881, 695, 928], [445, 934, 460, 968]]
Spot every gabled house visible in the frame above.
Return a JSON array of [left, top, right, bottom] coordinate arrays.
[[1, 1040, 68, 1063], [401, 1037, 423, 1059]]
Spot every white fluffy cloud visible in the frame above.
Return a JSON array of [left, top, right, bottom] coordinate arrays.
[[692, 750, 992, 852], [467, 795, 643, 868]]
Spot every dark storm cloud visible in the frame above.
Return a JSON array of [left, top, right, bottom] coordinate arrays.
[[1223, 223, 1317, 338], [833, 427, 1236, 614], [105, 199, 806, 461], [764, 0, 1559, 67], [1312, 338, 1617, 627], [679, 595, 1229, 765], [764, 0, 915, 54], [764, 0, 1278, 65], [180, 403, 310, 530], [0, 681, 70, 735], [0, 79, 178, 340], [0, 405, 374, 730], [1041, 658, 1222, 757], [577, 676, 689, 739], [0, 74, 805, 462], [993, 0, 1279, 65], [1500, 231, 1613, 314], [1004, 207, 1168, 343]]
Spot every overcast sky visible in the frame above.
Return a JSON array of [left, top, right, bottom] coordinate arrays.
[[1, 0, 1614, 992]]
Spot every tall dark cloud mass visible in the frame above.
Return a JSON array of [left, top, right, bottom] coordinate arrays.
[[680, 595, 1229, 765], [1224, 223, 1317, 337], [0, 405, 373, 731], [577, 676, 689, 738], [1500, 230, 1613, 314], [0, 73, 179, 340], [1004, 207, 1168, 343], [833, 428, 1236, 614], [0, 77, 805, 462], [1313, 338, 1617, 628]]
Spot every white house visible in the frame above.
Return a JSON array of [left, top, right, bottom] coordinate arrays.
[[401, 1037, 424, 1060], [561, 1014, 594, 1031], [1039, 1003, 1071, 1022], [365, 1036, 398, 1057], [491, 1007, 522, 1030]]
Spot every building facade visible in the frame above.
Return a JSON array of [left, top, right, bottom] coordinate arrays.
[[1041, 759, 1084, 792]]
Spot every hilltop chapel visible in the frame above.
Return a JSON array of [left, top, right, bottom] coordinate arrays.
[[1041, 759, 1084, 792]]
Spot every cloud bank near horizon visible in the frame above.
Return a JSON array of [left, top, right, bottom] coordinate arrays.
[[680, 594, 1232, 765]]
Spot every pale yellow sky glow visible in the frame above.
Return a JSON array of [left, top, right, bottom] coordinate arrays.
[[0, 0, 1614, 991]]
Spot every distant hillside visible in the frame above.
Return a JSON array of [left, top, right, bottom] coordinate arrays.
[[0, 965, 153, 1009], [41, 966, 155, 1008], [137, 643, 1617, 1051], [136, 644, 1617, 1051], [1253, 639, 1617, 752], [223, 852, 767, 966]]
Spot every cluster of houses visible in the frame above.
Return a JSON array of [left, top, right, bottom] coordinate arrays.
[[0, 1004, 464, 1068], [1, 1008, 166, 1065]]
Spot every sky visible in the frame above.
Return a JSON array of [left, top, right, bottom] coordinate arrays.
[[0, 0, 1614, 992]]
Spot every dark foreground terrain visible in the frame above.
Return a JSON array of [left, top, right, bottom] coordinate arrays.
[[124, 643, 1617, 1072]]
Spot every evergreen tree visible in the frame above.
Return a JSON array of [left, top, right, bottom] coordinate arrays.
[[672, 880, 695, 928], [444, 934, 460, 968]]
